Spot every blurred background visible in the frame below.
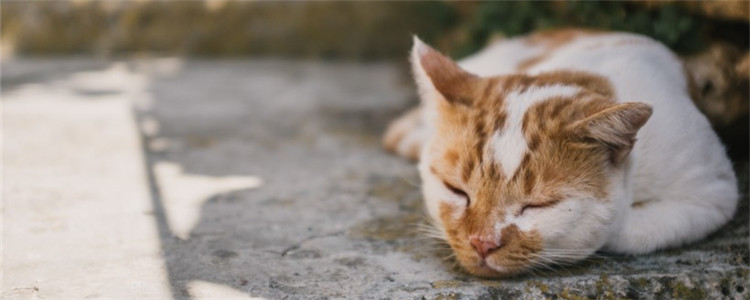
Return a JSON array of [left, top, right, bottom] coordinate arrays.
[[3, 0, 748, 155], [2, 1, 749, 58], [3, 1, 749, 299]]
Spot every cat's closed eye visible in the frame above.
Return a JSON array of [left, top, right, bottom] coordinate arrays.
[[519, 200, 560, 216], [443, 181, 470, 206]]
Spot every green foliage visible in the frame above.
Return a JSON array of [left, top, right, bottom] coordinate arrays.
[[460, 1, 706, 58], [409, 1, 459, 44]]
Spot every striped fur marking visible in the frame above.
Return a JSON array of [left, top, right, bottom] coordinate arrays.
[[492, 84, 580, 179]]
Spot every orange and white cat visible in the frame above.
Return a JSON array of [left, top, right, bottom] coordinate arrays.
[[384, 29, 738, 277]]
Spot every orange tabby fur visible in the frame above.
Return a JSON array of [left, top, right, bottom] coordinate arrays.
[[425, 67, 651, 275]]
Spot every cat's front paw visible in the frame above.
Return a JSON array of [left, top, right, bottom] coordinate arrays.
[[383, 107, 427, 161]]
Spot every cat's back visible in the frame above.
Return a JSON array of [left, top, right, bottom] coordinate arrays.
[[462, 29, 685, 95], [461, 29, 737, 210], [461, 30, 695, 112]]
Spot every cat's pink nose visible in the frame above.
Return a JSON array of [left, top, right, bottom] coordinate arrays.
[[469, 236, 501, 259]]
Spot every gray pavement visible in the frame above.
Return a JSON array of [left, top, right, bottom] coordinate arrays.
[[2, 58, 748, 299]]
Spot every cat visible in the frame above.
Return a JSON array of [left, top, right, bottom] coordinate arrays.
[[383, 29, 739, 277]]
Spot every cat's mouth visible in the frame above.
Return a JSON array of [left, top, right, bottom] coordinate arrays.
[[447, 226, 544, 277]]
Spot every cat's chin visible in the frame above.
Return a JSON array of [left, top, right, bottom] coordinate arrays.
[[460, 260, 529, 279]]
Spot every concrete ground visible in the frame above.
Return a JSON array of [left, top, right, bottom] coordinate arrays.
[[3, 58, 748, 299]]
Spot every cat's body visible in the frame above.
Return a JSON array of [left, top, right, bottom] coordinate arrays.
[[384, 29, 738, 277]]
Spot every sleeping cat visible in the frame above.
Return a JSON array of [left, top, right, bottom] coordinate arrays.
[[383, 29, 738, 277]]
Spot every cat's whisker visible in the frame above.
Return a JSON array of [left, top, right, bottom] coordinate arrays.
[[440, 254, 457, 262], [539, 249, 616, 267], [512, 252, 584, 277], [524, 255, 566, 276], [397, 173, 422, 188], [523, 258, 559, 277], [413, 224, 443, 234]]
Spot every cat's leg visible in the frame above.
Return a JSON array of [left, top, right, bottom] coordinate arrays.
[[605, 193, 737, 254], [383, 106, 430, 161]]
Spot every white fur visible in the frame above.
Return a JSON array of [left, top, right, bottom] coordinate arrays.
[[459, 37, 546, 76], [492, 85, 580, 179], [418, 149, 461, 228], [410, 32, 738, 259]]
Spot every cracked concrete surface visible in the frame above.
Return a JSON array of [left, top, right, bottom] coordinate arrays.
[[2, 58, 748, 299]]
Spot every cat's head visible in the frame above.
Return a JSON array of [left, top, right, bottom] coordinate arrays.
[[411, 38, 652, 277]]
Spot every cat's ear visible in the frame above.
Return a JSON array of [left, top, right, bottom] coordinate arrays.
[[411, 36, 478, 106], [572, 102, 653, 165]]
